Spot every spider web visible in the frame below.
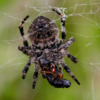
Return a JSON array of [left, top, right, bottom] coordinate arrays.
[[0, 0, 100, 100]]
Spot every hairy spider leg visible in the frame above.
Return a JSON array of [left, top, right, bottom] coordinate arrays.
[[22, 57, 31, 79], [52, 8, 66, 40], [58, 37, 75, 50], [61, 62, 80, 85], [18, 46, 32, 56], [32, 65, 39, 89], [65, 51, 78, 63], [19, 15, 29, 47]]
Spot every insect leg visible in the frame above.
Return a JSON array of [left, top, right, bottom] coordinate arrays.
[[22, 57, 31, 79], [61, 62, 80, 85], [18, 15, 29, 47]]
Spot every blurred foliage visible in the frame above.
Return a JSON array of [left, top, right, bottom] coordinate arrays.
[[0, 0, 100, 100]]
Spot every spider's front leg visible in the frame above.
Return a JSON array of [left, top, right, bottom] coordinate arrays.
[[52, 8, 66, 40], [61, 62, 80, 85], [32, 64, 39, 89], [58, 37, 75, 50], [22, 57, 31, 79], [18, 15, 29, 47]]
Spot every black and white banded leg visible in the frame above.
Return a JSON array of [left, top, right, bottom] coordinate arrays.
[[58, 37, 75, 50], [22, 57, 31, 79], [65, 51, 78, 63], [18, 46, 32, 56], [18, 15, 29, 47], [52, 8, 66, 40], [61, 62, 80, 85], [32, 64, 39, 89]]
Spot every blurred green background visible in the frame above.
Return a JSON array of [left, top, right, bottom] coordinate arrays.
[[0, 0, 100, 100]]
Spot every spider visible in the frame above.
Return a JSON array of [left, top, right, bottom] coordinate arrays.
[[18, 8, 80, 89]]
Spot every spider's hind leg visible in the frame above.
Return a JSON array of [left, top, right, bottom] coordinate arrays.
[[18, 15, 29, 47], [32, 64, 39, 89], [65, 51, 78, 63], [22, 57, 31, 79], [52, 8, 66, 40], [61, 62, 80, 85]]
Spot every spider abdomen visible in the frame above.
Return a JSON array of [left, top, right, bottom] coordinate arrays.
[[28, 16, 59, 45]]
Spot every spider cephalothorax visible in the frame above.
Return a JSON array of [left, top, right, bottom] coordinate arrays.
[[18, 8, 80, 89]]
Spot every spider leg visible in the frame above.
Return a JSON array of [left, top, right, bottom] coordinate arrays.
[[61, 62, 80, 85], [18, 46, 32, 56], [65, 51, 78, 63], [32, 64, 39, 89], [52, 8, 66, 40], [18, 15, 29, 47], [58, 37, 75, 50], [22, 57, 31, 79]]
